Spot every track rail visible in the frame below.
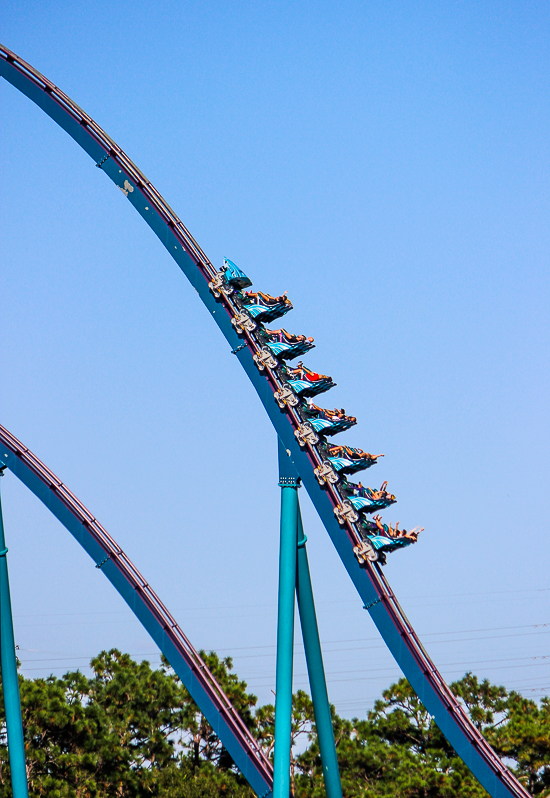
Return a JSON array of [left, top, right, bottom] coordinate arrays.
[[0, 44, 530, 798], [0, 424, 273, 797]]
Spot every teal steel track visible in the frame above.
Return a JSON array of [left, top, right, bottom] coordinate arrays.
[[0, 44, 530, 798]]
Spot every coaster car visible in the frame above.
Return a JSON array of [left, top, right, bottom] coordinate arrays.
[[240, 290, 293, 323], [334, 482, 396, 525], [354, 515, 422, 564], [260, 328, 315, 360], [341, 480, 396, 513], [355, 519, 415, 564], [314, 447, 382, 486], [254, 328, 313, 372], [300, 401, 356, 436], [325, 445, 383, 475], [354, 532, 411, 566], [209, 258, 252, 297], [283, 362, 335, 399], [223, 258, 253, 289]]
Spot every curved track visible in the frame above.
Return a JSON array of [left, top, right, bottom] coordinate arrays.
[[0, 424, 273, 797], [0, 44, 530, 798]]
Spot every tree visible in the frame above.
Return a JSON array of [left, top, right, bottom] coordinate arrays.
[[1, 652, 550, 798], [162, 650, 258, 774], [490, 693, 550, 796], [299, 678, 489, 798], [255, 690, 316, 795], [0, 649, 255, 797]]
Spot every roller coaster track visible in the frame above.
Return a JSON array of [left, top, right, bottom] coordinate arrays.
[[0, 423, 274, 797], [0, 45, 530, 798]]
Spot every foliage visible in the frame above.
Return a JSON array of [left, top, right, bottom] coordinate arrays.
[[0, 649, 255, 798], [0, 651, 549, 797], [294, 678, 489, 798]]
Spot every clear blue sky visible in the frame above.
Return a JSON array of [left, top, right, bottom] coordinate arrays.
[[1, 0, 549, 717]]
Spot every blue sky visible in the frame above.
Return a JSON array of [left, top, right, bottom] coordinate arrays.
[[1, 0, 549, 717]]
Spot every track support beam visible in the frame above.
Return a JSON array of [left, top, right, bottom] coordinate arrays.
[[275, 440, 342, 798], [273, 441, 299, 798], [0, 473, 29, 798], [296, 507, 342, 798]]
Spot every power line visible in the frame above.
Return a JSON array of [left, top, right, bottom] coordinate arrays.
[[19, 651, 550, 676], [17, 620, 550, 657], [11, 587, 550, 620], [21, 627, 548, 665]]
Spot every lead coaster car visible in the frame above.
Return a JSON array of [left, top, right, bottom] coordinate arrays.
[[209, 258, 252, 297]]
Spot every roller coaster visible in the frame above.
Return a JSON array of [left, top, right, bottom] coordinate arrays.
[[0, 44, 531, 798]]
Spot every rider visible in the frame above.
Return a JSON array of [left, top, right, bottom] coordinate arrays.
[[244, 290, 290, 307], [372, 514, 423, 542], [328, 445, 383, 461], [306, 401, 356, 423], [354, 481, 390, 500], [288, 362, 330, 383], [266, 328, 314, 344]]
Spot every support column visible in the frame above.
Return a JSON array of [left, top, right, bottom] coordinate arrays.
[[296, 505, 342, 798], [273, 440, 299, 798], [0, 472, 29, 798]]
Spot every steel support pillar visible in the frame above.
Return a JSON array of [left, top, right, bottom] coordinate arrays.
[[0, 473, 29, 798], [274, 440, 342, 798], [296, 506, 342, 798], [273, 440, 299, 798]]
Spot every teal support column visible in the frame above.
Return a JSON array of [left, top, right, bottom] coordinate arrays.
[[273, 440, 299, 798], [296, 505, 342, 798], [0, 473, 29, 798]]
